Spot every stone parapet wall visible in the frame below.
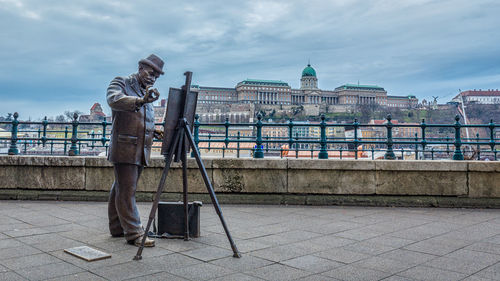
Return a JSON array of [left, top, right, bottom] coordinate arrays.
[[0, 156, 499, 199]]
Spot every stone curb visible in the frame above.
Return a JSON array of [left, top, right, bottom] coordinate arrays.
[[2, 189, 500, 208]]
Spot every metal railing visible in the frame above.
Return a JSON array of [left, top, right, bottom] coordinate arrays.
[[1, 112, 498, 160]]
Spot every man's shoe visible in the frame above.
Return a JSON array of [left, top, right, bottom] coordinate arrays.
[[111, 233, 124, 238], [129, 235, 155, 247]]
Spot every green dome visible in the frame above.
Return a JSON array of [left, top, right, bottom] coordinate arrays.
[[302, 64, 316, 77]]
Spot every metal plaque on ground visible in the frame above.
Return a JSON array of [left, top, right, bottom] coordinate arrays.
[[64, 246, 111, 262]]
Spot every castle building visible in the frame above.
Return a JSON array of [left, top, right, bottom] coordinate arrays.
[[194, 63, 418, 108]]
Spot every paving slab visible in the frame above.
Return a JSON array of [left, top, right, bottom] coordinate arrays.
[[0, 244, 42, 259], [182, 245, 235, 261], [0, 271, 28, 281], [209, 255, 273, 272], [0, 253, 62, 270], [423, 256, 496, 275], [342, 240, 396, 255], [398, 265, 467, 281], [245, 263, 310, 281], [209, 272, 265, 281], [250, 244, 310, 262], [314, 248, 371, 264], [322, 264, 391, 281], [89, 261, 161, 281], [379, 249, 438, 266], [351, 256, 415, 274], [281, 254, 343, 273], [167, 262, 234, 281], [123, 272, 189, 281], [14, 261, 85, 281], [45, 271, 108, 281]]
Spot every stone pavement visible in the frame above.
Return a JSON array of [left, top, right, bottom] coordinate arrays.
[[1, 202, 500, 281]]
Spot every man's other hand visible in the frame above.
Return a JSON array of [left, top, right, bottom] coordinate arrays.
[[154, 129, 164, 140]]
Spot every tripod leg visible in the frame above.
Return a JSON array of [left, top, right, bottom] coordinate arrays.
[[183, 123, 241, 258], [134, 130, 181, 261], [181, 135, 190, 241]]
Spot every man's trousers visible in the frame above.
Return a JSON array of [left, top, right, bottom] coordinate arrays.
[[108, 163, 144, 242]]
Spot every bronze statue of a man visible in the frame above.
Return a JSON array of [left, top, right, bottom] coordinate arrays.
[[106, 54, 165, 247]]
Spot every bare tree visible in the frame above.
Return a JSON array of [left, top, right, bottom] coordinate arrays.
[[64, 110, 83, 121]]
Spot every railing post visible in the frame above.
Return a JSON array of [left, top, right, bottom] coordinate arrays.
[[353, 118, 359, 160], [446, 136, 450, 155], [318, 114, 328, 159], [41, 116, 48, 147], [476, 133, 481, 160], [414, 133, 418, 160], [207, 134, 211, 152], [431, 147, 435, 159], [8, 112, 19, 155], [420, 118, 426, 159], [254, 114, 264, 158], [224, 117, 230, 149], [63, 126, 68, 155], [101, 121, 108, 146], [489, 119, 496, 156], [295, 132, 299, 158], [371, 147, 374, 160], [288, 118, 294, 154], [90, 130, 95, 150], [384, 114, 396, 160], [191, 114, 200, 157], [236, 131, 240, 158], [68, 113, 79, 156], [453, 115, 464, 160]]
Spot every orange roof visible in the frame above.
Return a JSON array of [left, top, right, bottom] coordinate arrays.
[[90, 103, 102, 111], [460, 90, 500, 97]]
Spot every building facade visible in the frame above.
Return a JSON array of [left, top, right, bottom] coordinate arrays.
[[452, 89, 500, 104], [236, 79, 292, 105], [196, 86, 238, 104], [386, 95, 419, 108]]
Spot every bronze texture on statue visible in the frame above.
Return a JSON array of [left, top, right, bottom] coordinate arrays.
[[106, 54, 164, 244]]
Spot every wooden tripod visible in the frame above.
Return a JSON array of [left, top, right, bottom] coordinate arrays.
[[133, 117, 241, 260]]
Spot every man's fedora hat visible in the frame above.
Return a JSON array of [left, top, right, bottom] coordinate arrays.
[[139, 54, 165, 75]]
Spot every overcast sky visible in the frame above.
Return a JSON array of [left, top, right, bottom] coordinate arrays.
[[1, 0, 499, 119]]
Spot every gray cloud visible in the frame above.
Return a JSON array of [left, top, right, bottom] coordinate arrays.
[[0, 0, 499, 118]]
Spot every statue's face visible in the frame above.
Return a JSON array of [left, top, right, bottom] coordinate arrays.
[[138, 64, 160, 88]]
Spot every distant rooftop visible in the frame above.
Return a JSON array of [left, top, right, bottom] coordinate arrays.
[[198, 86, 236, 91], [388, 95, 417, 99], [459, 89, 500, 97], [335, 84, 385, 91], [237, 79, 290, 87]]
